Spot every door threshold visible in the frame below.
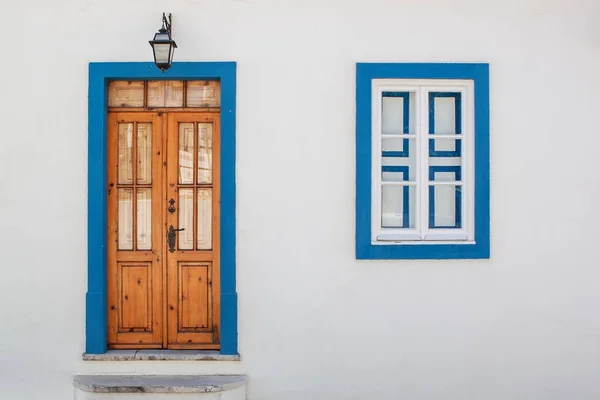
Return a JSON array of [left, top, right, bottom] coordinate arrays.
[[82, 350, 239, 362]]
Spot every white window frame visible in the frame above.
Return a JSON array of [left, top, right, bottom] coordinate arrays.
[[370, 79, 475, 245]]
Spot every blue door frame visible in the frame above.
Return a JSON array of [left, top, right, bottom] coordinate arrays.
[[86, 62, 238, 355]]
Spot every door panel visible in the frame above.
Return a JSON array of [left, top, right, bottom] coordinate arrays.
[[179, 263, 211, 331], [166, 112, 221, 349], [119, 263, 151, 330], [108, 112, 163, 348]]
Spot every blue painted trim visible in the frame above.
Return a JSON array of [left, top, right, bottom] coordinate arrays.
[[428, 166, 461, 229], [429, 92, 462, 157], [381, 166, 410, 228], [382, 91, 410, 157], [356, 63, 490, 260], [87, 62, 238, 354]]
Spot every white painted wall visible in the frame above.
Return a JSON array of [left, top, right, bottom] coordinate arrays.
[[1, 0, 600, 399]]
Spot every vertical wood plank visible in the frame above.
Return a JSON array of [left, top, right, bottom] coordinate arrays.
[[166, 112, 180, 345], [161, 113, 169, 349], [193, 122, 198, 250], [107, 113, 118, 345], [152, 112, 164, 346], [132, 122, 138, 251]]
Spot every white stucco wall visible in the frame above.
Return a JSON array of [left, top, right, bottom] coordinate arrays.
[[1, 0, 600, 399]]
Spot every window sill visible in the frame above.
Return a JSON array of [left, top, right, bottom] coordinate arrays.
[[82, 350, 240, 362], [373, 240, 475, 245]]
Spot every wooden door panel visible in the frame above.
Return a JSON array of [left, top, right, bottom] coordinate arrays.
[[119, 263, 151, 330], [108, 112, 164, 348], [166, 112, 221, 349], [179, 263, 211, 332]]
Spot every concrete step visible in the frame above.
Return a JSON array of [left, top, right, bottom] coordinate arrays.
[[73, 375, 246, 400]]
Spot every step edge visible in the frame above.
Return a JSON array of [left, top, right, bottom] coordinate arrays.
[[73, 374, 246, 394]]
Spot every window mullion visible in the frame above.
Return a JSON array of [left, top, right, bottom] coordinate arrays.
[[418, 87, 429, 239]]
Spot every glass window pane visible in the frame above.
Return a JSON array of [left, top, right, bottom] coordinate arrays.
[[187, 81, 220, 107], [137, 189, 152, 250], [179, 123, 194, 184], [178, 189, 194, 250], [429, 137, 462, 159], [165, 81, 184, 107], [147, 81, 184, 107], [382, 139, 416, 181], [429, 166, 461, 182], [429, 92, 461, 135], [118, 123, 134, 184], [382, 92, 415, 135], [137, 123, 152, 184], [197, 123, 213, 184], [108, 81, 144, 107], [147, 81, 164, 107], [197, 189, 212, 250], [118, 189, 133, 250], [381, 185, 415, 228], [429, 185, 462, 228]]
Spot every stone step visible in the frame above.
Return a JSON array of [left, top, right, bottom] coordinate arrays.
[[73, 375, 246, 400]]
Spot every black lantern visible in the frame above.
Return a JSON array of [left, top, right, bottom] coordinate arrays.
[[149, 13, 177, 72]]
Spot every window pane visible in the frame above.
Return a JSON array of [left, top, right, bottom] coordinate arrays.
[[429, 92, 461, 135], [137, 189, 152, 250], [118, 123, 134, 184], [187, 81, 221, 107], [197, 123, 213, 184], [147, 81, 184, 107], [429, 137, 462, 159], [165, 81, 184, 107], [178, 188, 194, 250], [429, 185, 462, 228], [118, 189, 133, 250], [137, 123, 152, 184], [382, 92, 415, 135], [179, 123, 194, 184], [108, 81, 144, 107], [429, 166, 461, 182], [382, 138, 416, 181], [146, 81, 163, 107], [381, 185, 415, 228], [197, 188, 212, 250]]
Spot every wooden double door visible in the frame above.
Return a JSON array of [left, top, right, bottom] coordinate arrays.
[[107, 111, 220, 349]]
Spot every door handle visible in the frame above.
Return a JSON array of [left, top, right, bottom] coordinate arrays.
[[167, 225, 185, 253]]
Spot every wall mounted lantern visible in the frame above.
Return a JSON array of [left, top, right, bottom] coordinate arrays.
[[149, 13, 177, 72]]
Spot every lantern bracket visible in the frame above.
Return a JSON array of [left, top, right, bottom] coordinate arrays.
[[161, 13, 172, 36]]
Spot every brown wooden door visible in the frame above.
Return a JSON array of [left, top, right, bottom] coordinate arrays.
[[107, 112, 164, 348], [166, 112, 220, 349], [107, 111, 220, 349]]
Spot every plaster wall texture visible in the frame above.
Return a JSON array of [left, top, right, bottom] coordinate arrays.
[[1, 0, 600, 399]]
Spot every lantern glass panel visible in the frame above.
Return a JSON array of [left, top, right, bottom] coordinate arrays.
[[153, 43, 171, 64]]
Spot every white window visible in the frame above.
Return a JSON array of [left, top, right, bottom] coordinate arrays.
[[371, 79, 475, 244]]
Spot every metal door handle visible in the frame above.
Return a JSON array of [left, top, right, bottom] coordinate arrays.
[[167, 225, 185, 253]]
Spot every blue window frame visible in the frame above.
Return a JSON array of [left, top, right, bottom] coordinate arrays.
[[356, 63, 490, 260], [86, 62, 238, 354]]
